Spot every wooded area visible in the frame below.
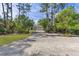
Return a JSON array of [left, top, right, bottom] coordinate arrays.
[[38, 3, 79, 35], [0, 3, 79, 35], [0, 3, 34, 34]]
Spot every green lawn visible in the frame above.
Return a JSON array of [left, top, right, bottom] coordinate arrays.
[[0, 34, 31, 46]]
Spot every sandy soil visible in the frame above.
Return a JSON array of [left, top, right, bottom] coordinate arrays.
[[23, 32, 79, 56]]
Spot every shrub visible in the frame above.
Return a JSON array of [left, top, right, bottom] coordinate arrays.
[[0, 24, 6, 34], [38, 18, 49, 30], [15, 15, 34, 33], [55, 6, 79, 34]]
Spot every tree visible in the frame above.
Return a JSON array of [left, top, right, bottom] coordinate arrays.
[[58, 3, 67, 10], [2, 3, 5, 21], [16, 3, 32, 33], [50, 3, 67, 25], [15, 15, 34, 33], [16, 3, 21, 16], [39, 3, 62, 32], [38, 18, 49, 30], [1, 3, 14, 33], [16, 3, 31, 16], [11, 3, 13, 20], [2, 3, 6, 29], [50, 3, 58, 26], [55, 6, 76, 33], [40, 3, 50, 19], [6, 3, 9, 20]]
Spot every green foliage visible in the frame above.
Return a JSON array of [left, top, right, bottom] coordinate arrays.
[[0, 23, 6, 34], [0, 15, 34, 34], [38, 18, 49, 30], [55, 6, 79, 34], [45, 21, 54, 32], [0, 18, 6, 34], [38, 18, 54, 32], [6, 20, 16, 33], [15, 15, 34, 33], [39, 3, 67, 33]]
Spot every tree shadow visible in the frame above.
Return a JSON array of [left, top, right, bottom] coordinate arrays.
[[45, 33, 79, 37], [26, 39, 36, 42], [23, 38, 36, 42], [32, 31, 79, 38]]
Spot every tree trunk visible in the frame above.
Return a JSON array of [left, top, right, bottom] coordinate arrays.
[[11, 3, 13, 20], [2, 3, 7, 29], [19, 3, 20, 17], [2, 3, 5, 20], [46, 11, 49, 19], [22, 3, 25, 15], [6, 3, 9, 20]]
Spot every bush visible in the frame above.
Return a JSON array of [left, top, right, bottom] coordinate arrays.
[[45, 22, 54, 33], [15, 15, 34, 34], [68, 24, 79, 34], [55, 6, 79, 34], [0, 24, 6, 34], [38, 18, 49, 30], [38, 18, 54, 32]]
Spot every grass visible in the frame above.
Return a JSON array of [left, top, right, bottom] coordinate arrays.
[[0, 34, 31, 46]]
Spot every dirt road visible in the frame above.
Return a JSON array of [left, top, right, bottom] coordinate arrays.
[[0, 29, 79, 56], [24, 31, 79, 56]]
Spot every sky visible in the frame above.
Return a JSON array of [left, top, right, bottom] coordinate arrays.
[[0, 3, 79, 23], [0, 3, 45, 23]]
